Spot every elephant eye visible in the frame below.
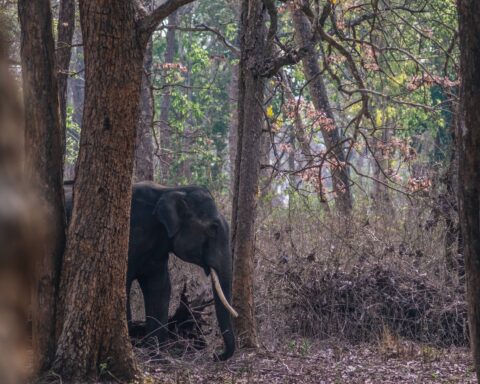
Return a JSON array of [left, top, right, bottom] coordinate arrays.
[[206, 221, 219, 238]]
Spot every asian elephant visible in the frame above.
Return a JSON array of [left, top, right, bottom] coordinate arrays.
[[64, 180, 236, 361]]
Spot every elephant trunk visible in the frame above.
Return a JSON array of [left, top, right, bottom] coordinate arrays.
[[210, 266, 236, 361]]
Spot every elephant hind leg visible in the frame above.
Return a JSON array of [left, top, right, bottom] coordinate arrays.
[[126, 278, 133, 325], [138, 261, 171, 346]]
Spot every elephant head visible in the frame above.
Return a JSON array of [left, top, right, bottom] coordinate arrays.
[[153, 188, 236, 360]]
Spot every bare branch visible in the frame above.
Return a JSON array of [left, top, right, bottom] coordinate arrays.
[[138, 0, 196, 37], [256, 44, 313, 78], [164, 23, 239, 56]]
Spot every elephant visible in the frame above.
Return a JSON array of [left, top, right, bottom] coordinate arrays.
[[64, 180, 236, 361]]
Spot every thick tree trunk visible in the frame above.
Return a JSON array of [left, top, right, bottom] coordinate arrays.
[[159, 11, 178, 184], [134, 38, 154, 181], [52, 2, 144, 380], [56, 0, 75, 137], [292, 7, 353, 215], [231, 0, 267, 349], [18, 0, 66, 373], [457, 0, 480, 380]]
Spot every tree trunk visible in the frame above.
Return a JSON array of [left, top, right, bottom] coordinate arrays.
[[372, 124, 392, 207], [56, 0, 75, 138], [231, 0, 267, 349], [52, 2, 144, 380], [292, 6, 353, 215], [280, 70, 331, 210], [71, 43, 84, 130], [440, 101, 463, 275], [0, 30, 39, 384], [159, 11, 178, 184], [457, 0, 480, 380], [65, 27, 84, 179], [18, 0, 66, 373], [134, 38, 154, 181]]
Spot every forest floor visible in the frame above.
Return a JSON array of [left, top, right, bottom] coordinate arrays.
[[138, 339, 475, 383]]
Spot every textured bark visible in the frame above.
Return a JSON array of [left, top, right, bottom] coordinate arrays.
[[159, 11, 178, 183], [134, 38, 154, 181], [56, 0, 75, 137], [0, 32, 38, 384], [231, 0, 267, 349], [457, 0, 480, 380], [292, 7, 353, 215], [18, 0, 66, 373], [52, 2, 144, 380]]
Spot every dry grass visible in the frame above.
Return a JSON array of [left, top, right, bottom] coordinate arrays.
[[253, 194, 466, 349]]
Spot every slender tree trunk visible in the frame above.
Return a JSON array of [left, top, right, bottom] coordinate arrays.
[[18, 0, 66, 373], [231, 0, 267, 349], [292, 6, 353, 215], [65, 27, 84, 179], [159, 11, 178, 184], [71, 41, 84, 130], [56, 0, 75, 137], [439, 101, 463, 275], [457, 0, 480, 380], [280, 70, 331, 211], [180, 22, 193, 181], [372, 125, 392, 206], [52, 2, 145, 380], [134, 38, 154, 181]]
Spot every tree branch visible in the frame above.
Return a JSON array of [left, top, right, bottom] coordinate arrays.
[[164, 23, 239, 56], [138, 0, 196, 37]]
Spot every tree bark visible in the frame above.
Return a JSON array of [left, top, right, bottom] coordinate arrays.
[[18, 0, 66, 373], [56, 0, 75, 138], [52, 2, 144, 380], [457, 0, 480, 380], [159, 11, 178, 184], [292, 6, 353, 215], [231, 0, 267, 349]]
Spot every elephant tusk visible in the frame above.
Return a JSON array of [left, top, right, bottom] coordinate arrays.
[[210, 268, 238, 318]]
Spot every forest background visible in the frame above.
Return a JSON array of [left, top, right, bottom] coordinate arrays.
[[1, 0, 477, 382]]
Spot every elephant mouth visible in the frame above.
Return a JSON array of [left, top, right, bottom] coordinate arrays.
[[210, 268, 238, 318]]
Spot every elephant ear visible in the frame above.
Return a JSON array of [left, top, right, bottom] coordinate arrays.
[[153, 191, 189, 238]]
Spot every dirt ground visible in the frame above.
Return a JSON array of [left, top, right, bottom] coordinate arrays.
[[138, 339, 476, 383]]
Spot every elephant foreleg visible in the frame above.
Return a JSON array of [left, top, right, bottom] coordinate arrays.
[[138, 257, 171, 346]]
